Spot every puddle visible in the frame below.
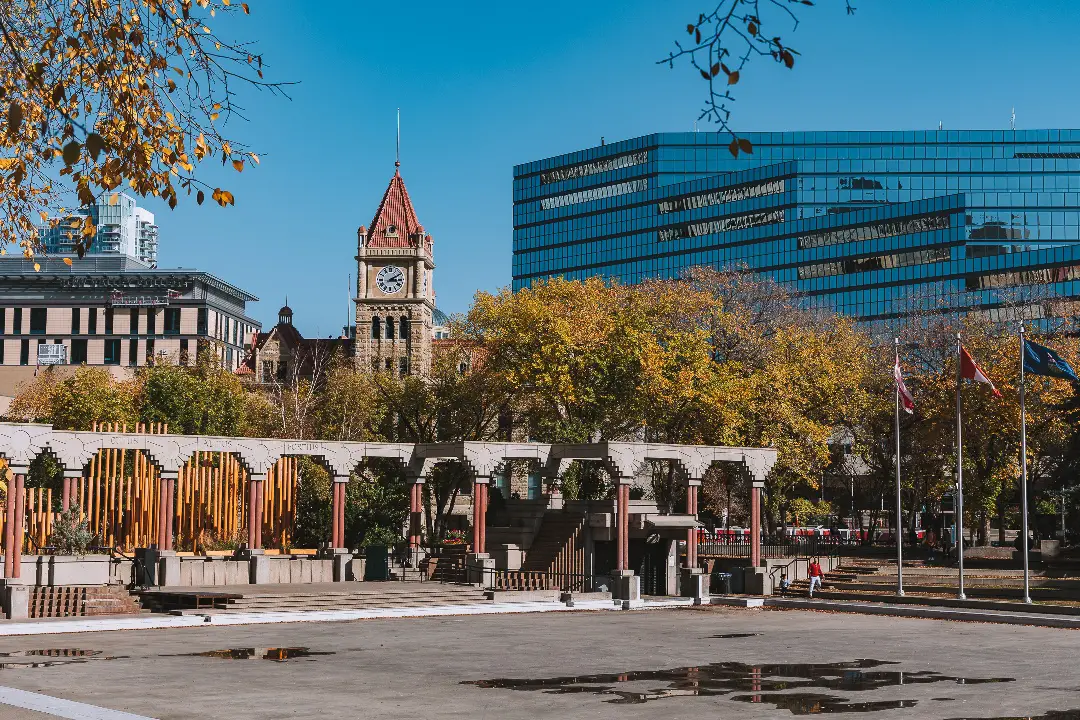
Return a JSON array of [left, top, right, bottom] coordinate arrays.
[[732, 692, 915, 714], [711, 633, 762, 639], [947, 714, 1080, 720], [463, 659, 1015, 713], [187, 647, 333, 661], [0, 649, 115, 669]]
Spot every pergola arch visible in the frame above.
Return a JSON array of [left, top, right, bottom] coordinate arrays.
[[0, 423, 778, 583]]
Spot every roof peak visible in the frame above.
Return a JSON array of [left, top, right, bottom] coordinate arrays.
[[363, 165, 426, 249]]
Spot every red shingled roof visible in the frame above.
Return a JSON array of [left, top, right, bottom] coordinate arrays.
[[365, 166, 425, 248]]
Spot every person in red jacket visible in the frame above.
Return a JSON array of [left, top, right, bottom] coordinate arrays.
[[808, 558, 824, 597]]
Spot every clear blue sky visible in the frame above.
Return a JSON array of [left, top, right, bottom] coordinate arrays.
[[138, 0, 1080, 337]]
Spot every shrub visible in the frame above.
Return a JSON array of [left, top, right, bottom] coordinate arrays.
[[51, 505, 94, 556]]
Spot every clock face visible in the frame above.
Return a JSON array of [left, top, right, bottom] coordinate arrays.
[[376, 265, 405, 295]]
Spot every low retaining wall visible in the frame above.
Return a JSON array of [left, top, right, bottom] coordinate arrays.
[[0, 555, 116, 587]]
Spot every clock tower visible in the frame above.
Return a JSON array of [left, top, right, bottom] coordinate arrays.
[[355, 162, 436, 376]]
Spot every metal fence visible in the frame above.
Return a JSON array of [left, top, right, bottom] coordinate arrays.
[[489, 569, 590, 593], [698, 536, 853, 559]]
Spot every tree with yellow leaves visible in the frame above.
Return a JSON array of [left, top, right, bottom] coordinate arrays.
[[0, 0, 287, 255]]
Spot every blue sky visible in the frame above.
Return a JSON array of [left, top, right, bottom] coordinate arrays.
[[137, 0, 1080, 336]]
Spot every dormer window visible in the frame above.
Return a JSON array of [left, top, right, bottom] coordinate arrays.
[[386, 224, 397, 235]]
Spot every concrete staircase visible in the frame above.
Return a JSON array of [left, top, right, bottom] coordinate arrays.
[[140, 582, 490, 615], [785, 561, 1080, 602], [30, 585, 143, 618], [521, 511, 586, 572]]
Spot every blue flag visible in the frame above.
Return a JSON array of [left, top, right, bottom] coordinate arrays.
[[1023, 339, 1079, 382]]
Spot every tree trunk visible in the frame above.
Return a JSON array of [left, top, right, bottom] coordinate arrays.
[[997, 497, 1007, 546], [980, 510, 991, 547]]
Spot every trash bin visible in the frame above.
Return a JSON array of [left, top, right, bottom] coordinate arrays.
[[134, 546, 158, 586], [712, 571, 732, 595], [363, 544, 389, 581]]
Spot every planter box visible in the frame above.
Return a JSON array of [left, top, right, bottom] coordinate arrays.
[[48, 555, 111, 586]]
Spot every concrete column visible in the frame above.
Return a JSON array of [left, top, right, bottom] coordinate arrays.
[[12, 474, 24, 579], [750, 482, 763, 568]]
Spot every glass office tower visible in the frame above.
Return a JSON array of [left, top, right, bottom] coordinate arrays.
[[512, 130, 1080, 331]]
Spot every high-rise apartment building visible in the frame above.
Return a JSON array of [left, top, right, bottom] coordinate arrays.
[[513, 130, 1080, 331], [41, 193, 159, 266]]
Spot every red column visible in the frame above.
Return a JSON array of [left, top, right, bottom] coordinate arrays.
[[165, 477, 175, 551], [479, 484, 488, 554], [254, 479, 264, 550], [61, 476, 71, 513], [13, 474, 24, 578], [331, 481, 345, 549], [157, 478, 168, 549], [3, 473, 15, 579], [409, 483, 422, 552], [616, 483, 629, 572], [471, 481, 482, 553], [686, 484, 699, 569], [247, 480, 258, 549], [750, 484, 762, 568]]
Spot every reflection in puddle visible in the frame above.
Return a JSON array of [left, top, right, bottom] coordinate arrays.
[[711, 633, 761, 639], [188, 648, 333, 661], [732, 692, 914, 714], [464, 659, 1015, 714]]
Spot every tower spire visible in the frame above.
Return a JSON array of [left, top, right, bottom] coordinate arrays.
[[395, 108, 401, 172]]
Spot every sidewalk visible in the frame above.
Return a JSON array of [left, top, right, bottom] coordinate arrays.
[[0, 596, 698, 637]]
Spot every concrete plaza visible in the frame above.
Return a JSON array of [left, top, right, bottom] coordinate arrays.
[[0, 607, 1075, 719]]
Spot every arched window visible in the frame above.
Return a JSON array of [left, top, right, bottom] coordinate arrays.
[[399, 317, 409, 339], [371, 316, 381, 339], [385, 317, 395, 340]]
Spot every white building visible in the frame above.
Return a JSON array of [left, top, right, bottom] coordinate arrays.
[[41, 193, 159, 266]]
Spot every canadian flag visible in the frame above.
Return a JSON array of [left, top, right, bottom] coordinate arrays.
[[894, 354, 915, 413], [960, 345, 1002, 398]]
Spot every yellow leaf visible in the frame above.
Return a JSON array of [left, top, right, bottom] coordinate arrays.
[[109, 193, 119, 205], [33, 263, 40, 272], [249, 152, 260, 165], [63, 257, 72, 266], [232, 159, 244, 172]]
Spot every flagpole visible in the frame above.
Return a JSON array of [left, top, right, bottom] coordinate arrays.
[[955, 332, 966, 600], [1019, 321, 1032, 604], [894, 337, 904, 596]]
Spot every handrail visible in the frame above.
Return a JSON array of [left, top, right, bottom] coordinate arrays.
[[488, 569, 594, 593]]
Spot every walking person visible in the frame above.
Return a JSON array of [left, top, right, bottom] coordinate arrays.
[[808, 557, 824, 598]]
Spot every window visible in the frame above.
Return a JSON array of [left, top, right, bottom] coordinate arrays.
[[23, 310, 55, 338], [104, 308, 114, 335], [13, 308, 22, 335], [70, 339, 87, 365], [71, 308, 80, 335], [146, 310, 156, 336], [129, 339, 138, 366], [104, 339, 120, 365], [399, 317, 409, 339], [276, 360, 287, 381], [145, 339, 155, 363], [371, 316, 381, 339], [384, 357, 392, 370], [87, 309, 97, 335], [527, 473, 542, 500], [180, 339, 189, 365], [0, 309, 5, 336], [129, 309, 139, 336], [385, 318, 395, 340], [164, 308, 180, 335], [262, 360, 274, 383], [399, 356, 409, 376], [19, 339, 29, 365], [197, 307, 208, 335], [0, 340, 4, 364]]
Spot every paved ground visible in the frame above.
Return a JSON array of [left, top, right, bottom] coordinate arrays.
[[0, 606, 1075, 719]]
